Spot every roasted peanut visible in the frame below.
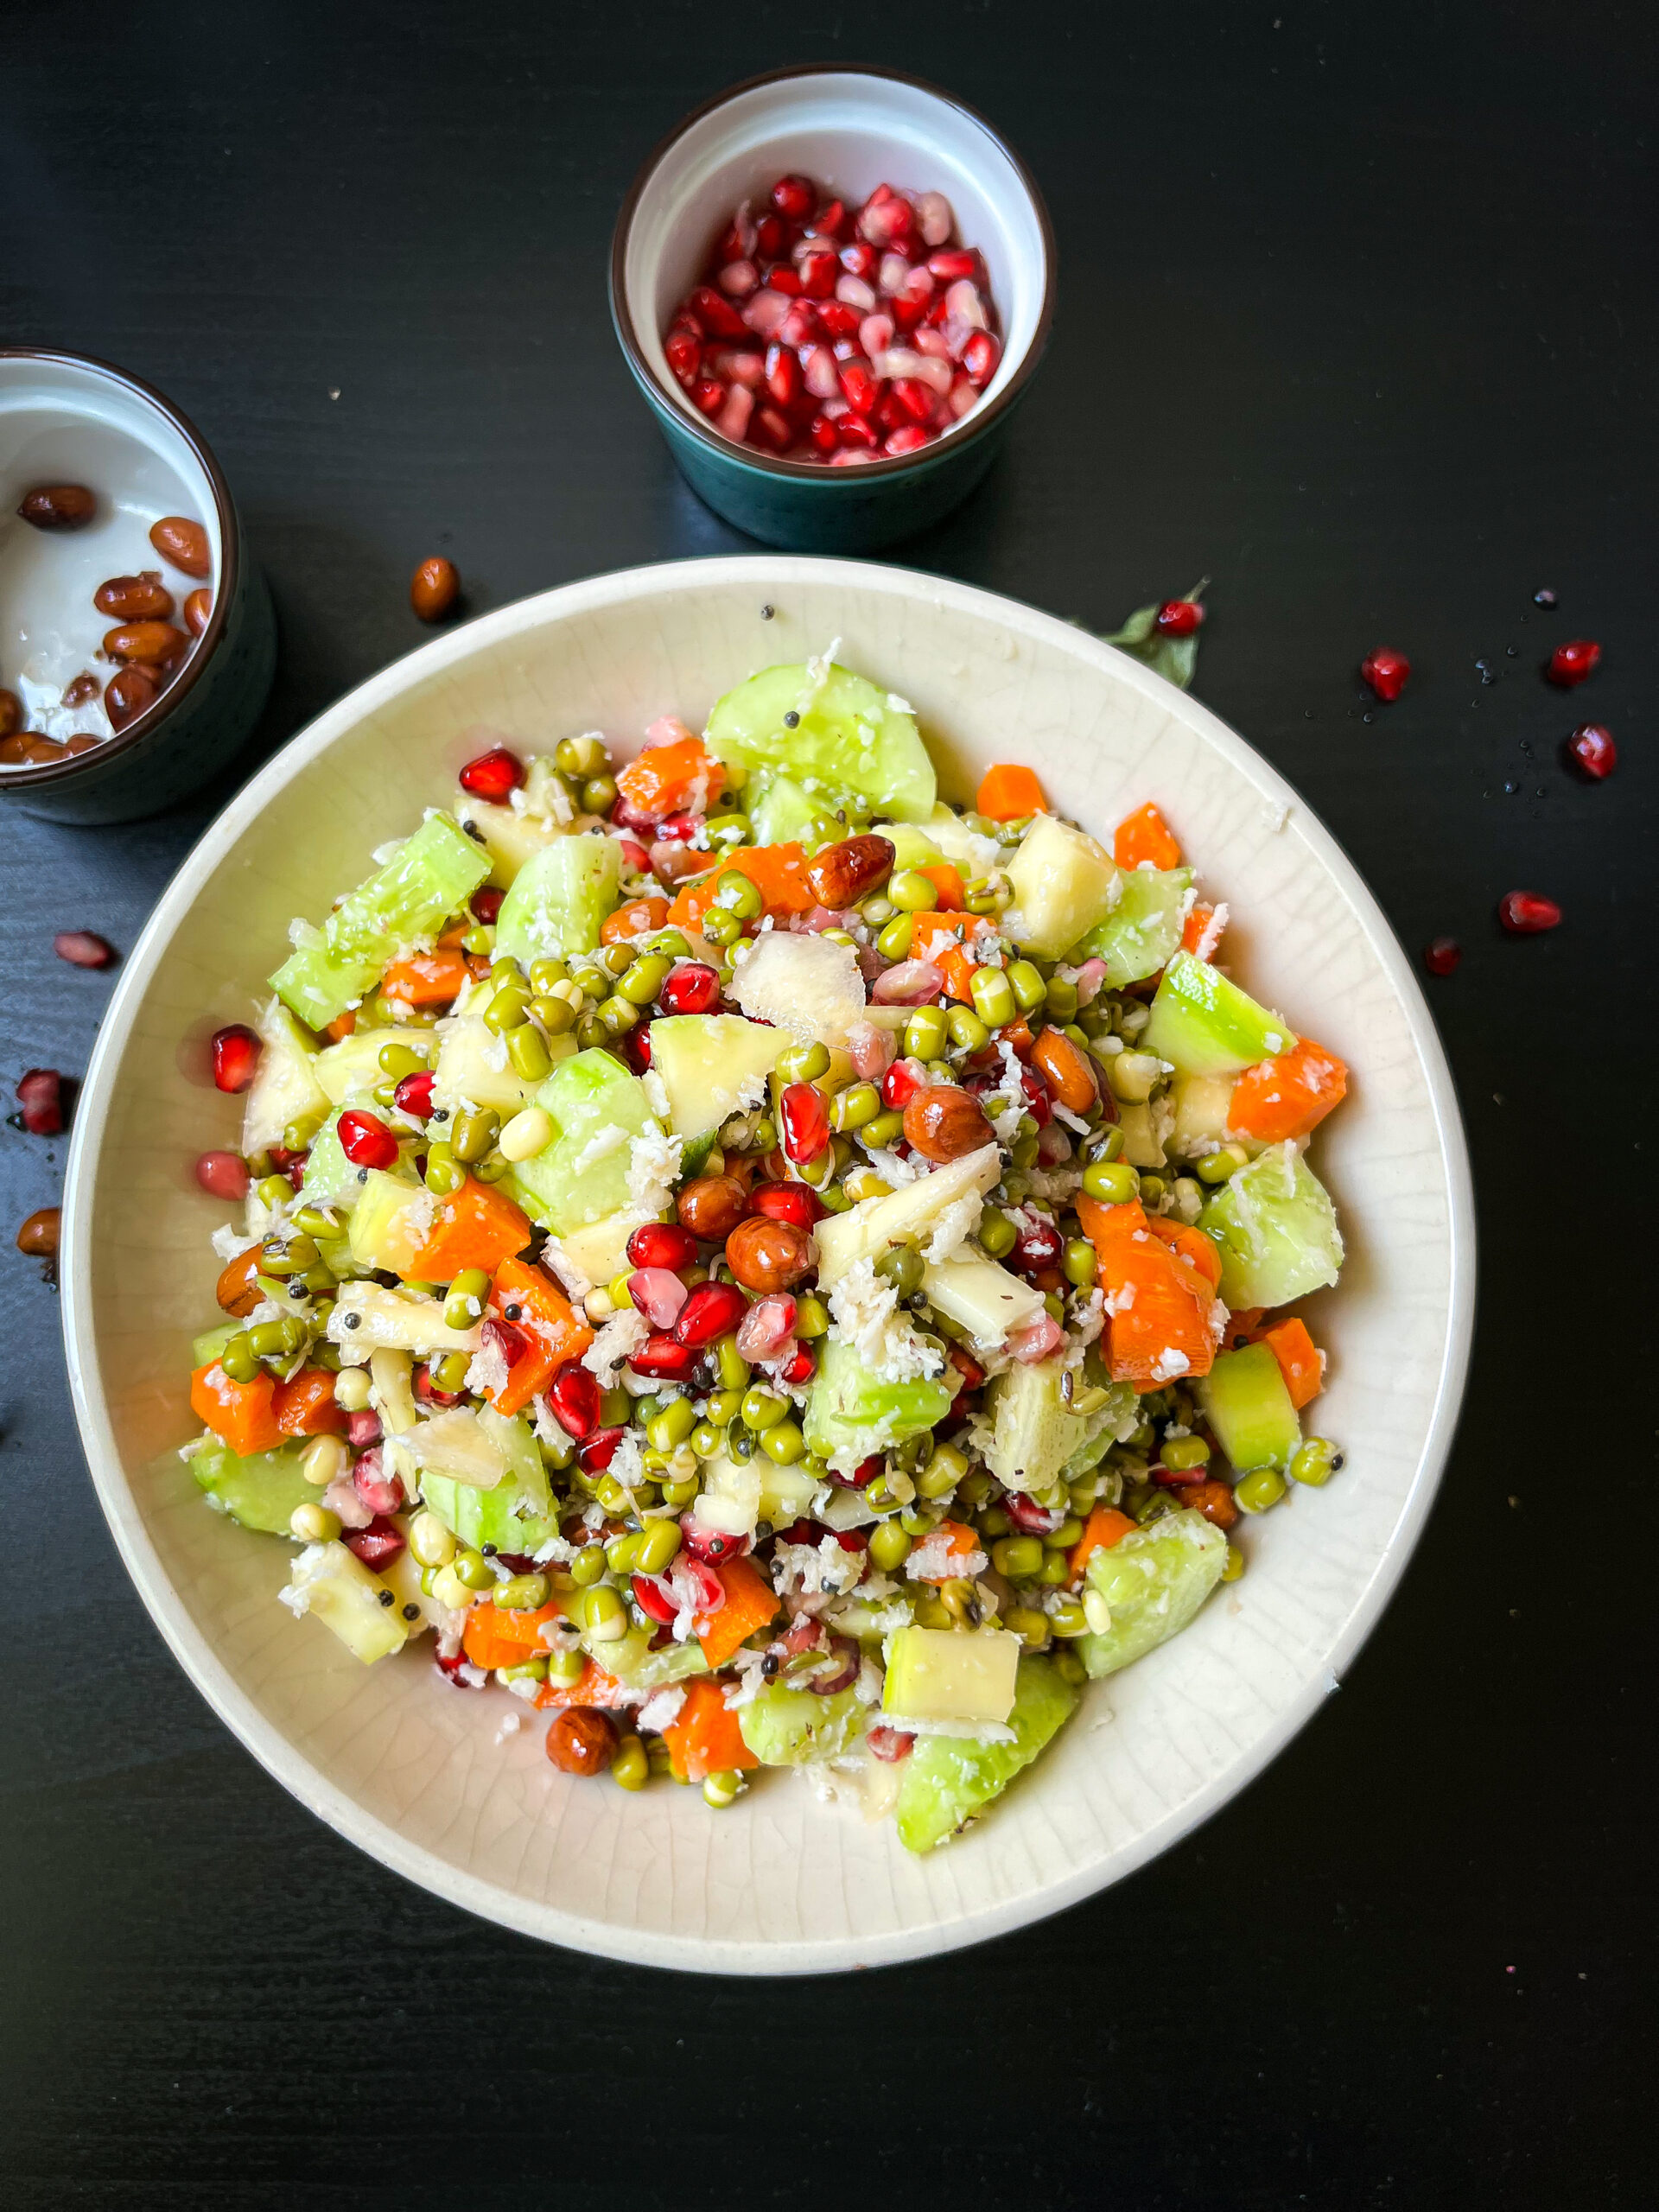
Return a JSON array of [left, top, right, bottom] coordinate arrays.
[[215, 1245, 264, 1318], [902, 1083, 995, 1163], [1029, 1026, 1097, 1114], [183, 587, 213, 636], [544, 1707, 618, 1776], [61, 674, 101, 709], [1182, 1480, 1239, 1531], [103, 620, 188, 664], [17, 483, 95, 530], [0, 731, 64, 766], [676, 1173, 750, 1242], [105, 664, 159, 729], [410, 555, 461, 622], [726, 1214, 816, 1294], [149, 514, 211, 577], [94, 570, 175, 621], [62, 734, 100, 754], [0, 688, 22, 737], [804, 833, 895, 909], [16, 1206, 62, 1257]]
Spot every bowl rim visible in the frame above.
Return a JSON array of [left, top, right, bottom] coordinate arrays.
[[608, 63, 1057, 483], [60, 554, 1476, 1974], [0, 345, 240, 787]]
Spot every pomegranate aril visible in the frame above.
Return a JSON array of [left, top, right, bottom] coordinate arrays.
[[779, 1081, 830, 1164], [741, 289, 791, 338], [927, 248, 979, 281], [210, 1024, 260, 1094], [675, 1280, 748, 1348], [665, 326, 702, 385], [735, 1293, 798, 1362], [817, 299, 860, 339], [803, 346, 840, 402], [688, 285, 747, 339], [878, 251, 912, 296], [628, 1333, 698, 1382], [1567, 723, 1617, 779], [889, 378, 933, 424], [962, 330, 1001, 388], [836, 273, 877, 314], [867, 1723, 915, 1763], [716, 258, 760, 298], [658, 959, 720, 1015], [808, 413, 839, 454], [880, 1058, 926, 1110], [763, 263, 803, 297], [765, 341, 801, 408], [345, 1516, 406, 1571], [1497, 890, 1562, 934], [777, 302, 820, 349], [681, 1516, 749, 1565], [859, 311, 896, 359], [798, 246, 838, 299], [691, 376, 726, 416], [1547, 639, 1600, 686], [346, 1408, 383, 1449], [1360, 647, 1410, 702], [914, 190, 953, 247], [577, 1425, 626, 1474], [337, 1109, 399, 1169], [944, 278, 988, 329], [194, 1147, 249, 1200], [393, 1070, 436, 1119], [770, 174, 815, 221], [629, 1268, 690, 1331], [1154, 598, 1204, 638], [750, 404, 793, 451], [458, 745, 524, 799], [747, 1182, 823, 1230], [627, 1219, 698, 1270], [1005, 1495, 1065, 1536], [1010, 1216, 1065, 1274], [948, 373, 978, 419], [890, 294, 926, 334], [838, 412, 878, 451], [549, 1357, 602, 1440], [840, 241, 879, 281], [1423, 937, 1463, 976], [781, 1346, 815, 1386], [54, 930, 116, 969], [805, 197, 847, 240], [714, 385, 753, 444], [884, 425, 930, 456], [715, 213, 753, 263], [631, 1572, 678, 1627], [754, 213, 785, 260], [470, 886, 504, 925], [837, 359, 879, 414]]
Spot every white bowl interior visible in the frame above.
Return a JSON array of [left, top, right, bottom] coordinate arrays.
[[0, 356, 221, 747], [64, 558, 1471, 1973], [622, 72, 1046, 443]]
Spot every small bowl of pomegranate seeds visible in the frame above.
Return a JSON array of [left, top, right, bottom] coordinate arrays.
[[611, 67, 1053, 550], [0, 348, 275, 823]]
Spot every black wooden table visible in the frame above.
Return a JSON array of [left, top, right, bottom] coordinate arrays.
[[3, 4, 1649, 2203]]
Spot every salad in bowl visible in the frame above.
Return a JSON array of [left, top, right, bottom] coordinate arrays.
[[183, 653, 1348, 1852]]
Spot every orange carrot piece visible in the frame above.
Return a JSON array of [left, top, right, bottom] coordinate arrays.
[[601, 895, 671, 945], [273, 1365, 349, 1438], [1143, 1216, 1224, 1292], [486, 1256, 594, 1416], [1076, 1195, 1218, 1389], [462, 1599, 564, 1672], [696, 1554, 780, 1669], [1255, 1316, 1324, 1408], [323, 1010, 357, 1042], [666, 842, 815, 930], [406, 1177, 532, 1282], [976, 763, 1048, 821], [1228, 1037, 1348, 1144], [616, 734, 721, 822], [1220, 1306, 1265, 1351], [1180, 903, 1220, 955], [917, 862, 964, 912], [906, 1517, 982, 1582], [1114, 802, 1183, 871], [533, 1659, 632, 1711], [190, 1363, 284, 1457], [1069, 1505, 1136, 1582], [381, 948, 470, 1006], [661, 1676, 759, 1780]]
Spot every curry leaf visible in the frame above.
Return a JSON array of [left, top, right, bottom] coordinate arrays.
[[1102, 579, 1208, 690]]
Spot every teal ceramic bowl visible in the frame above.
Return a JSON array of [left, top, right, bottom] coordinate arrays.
[[610, 67, 1054, 552]]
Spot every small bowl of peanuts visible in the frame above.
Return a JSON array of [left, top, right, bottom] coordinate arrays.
[[0, 349, 276, 823]]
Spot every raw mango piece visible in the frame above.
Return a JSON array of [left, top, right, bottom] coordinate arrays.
[[493, 833, 621, 963], [190, 1440, 315, 1535], [893, 1656, 1079, 1853], [1003, 814, 1120, 959], [1196, 1342, 1302, 1473], [814, 1142, 1001, 1285], [1199, 1141, 1344, 1309], [740, 1686, 865, 1765], [1069, 867, 1194, 987], [883, 1626, 1020, 1725], [453, 786, 567, 887], [270, 812, 489, 1029], [729, 928, 868, 1049], [326, 1282, 481, 1359], [240, 998, 331, 1158], [504, 1049, 656, 1234], [279, 1541, 409, 1664], [346, 1168, 432, 1275], [921, 1252, 1044, 1350], [1076, 1509, 1227, 1680], [980, 1357, 1137, 1495], [1142, 950, 1294, 1078], [649, 1014, 787, 1140], [315, 1025, 434, 1109], [707, 661, 936, 823]]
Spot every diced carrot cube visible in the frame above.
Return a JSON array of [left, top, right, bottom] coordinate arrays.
[[660, 1676, 759, 1780], [1069, 1505, 1136, 1581], [616, 734, 721, 821], [1255, 1316, 1324, 1408], [406, 1177, 532, 1282], [1076, 1195, 1218, 1389], [273, 1365, 349, 1437], [381, 949, 470, 1006], [190, 1363, 284, 1457], [601, 896, 670, 945], [1113, 802, 1183, 871], [486, 1256, 594, 1416], [695, 1554, 779, 1669], [975, 763, 1048, 821], [1228, 1037, 1348, 1144]]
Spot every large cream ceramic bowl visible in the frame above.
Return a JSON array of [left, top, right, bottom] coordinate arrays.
[[63, 556, 1474, 1973]]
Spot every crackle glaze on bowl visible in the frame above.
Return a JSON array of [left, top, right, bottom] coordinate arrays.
[[62, 557, 1474, 1973]]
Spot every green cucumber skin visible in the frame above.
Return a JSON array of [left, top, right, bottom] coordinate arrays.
[[1200, 1142, 1344, 1308], [191, 1441, 315, 1534], [1076, 1509, 1228, 1680], [504, 1048, 654, 1234], [707, 662, 936, 824], [739, 1686, 864, 1766], [493, 835, 621, 965], [803, 1337, 959, 1465], [1070, 867, 1193, 986], [1141, 951, 1295, 1079], [1196, 1342, 1301, 1472], [893, 1656, 1079, 1853]]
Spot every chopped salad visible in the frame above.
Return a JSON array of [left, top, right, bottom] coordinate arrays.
[[186, 656, 1349, 1850]]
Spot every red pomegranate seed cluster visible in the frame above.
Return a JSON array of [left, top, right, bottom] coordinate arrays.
[[664, 174, 1002, 465]]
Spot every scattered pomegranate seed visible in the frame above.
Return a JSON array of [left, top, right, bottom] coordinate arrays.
[[770, 174, 815, 220], [1154, 598, 1204, 638], [631, 1571, 679, 1626], [674, 1280, 748, 1348], [880, 1058, 925, 1111], [15, 1068, 65, 1135], [1005, 1495, 1065, 1536], [657, 960, 719, 1015], [624, 1025, 654, 1072], [867, 1724, 915, 1763], [336, 1109, 400, 1168], [779, 1081, 830, 1163], [194, 1149, 250, 1201], [1422, 937, 1463, 976], [1009, 1215, 1065, 1276], [681, 1516, 749, 1565], [548, 1358, 601, 1440], [1546, 639, 1599, 687], [470, 886, 504, 924], [780, 1345, 815, 1385], [1361, 648, 1411, 702], [628, 1332, 698, 1382], [392, 1070, 435, 1119], [626, 1219, 698, 1271], [345, 1517, 405, 1571], [747, 1183, 823, 1230], [54, 930, 117, 969], [577, 1426, 627, 1473], [1497, 890, 1561, 935], [210, 1023, 260, 1093], [458, 744, 524, 800], [1566, 724, 1617, 779]]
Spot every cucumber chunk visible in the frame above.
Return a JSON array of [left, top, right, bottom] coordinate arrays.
[[1196, 1342, 1302, 1472], [190, 1440, 315, 1534], [416, 1471, 561, 1556], [803, 1338, 958, 1467], [432, 979, 553, 1121], [1076, 1509, 1227, 1680], [595, 1629, 712, 1692], [270, 812, 489, 1029], [1141, 950, 1295, 1078], [649, 1014, 787, 1140], [883, 1626, 1020, 1726], [706, 661, 936, 823], [747, 772, 832, 849], [893, 1656, 1079, 1853], [1004, 814, 1121, 959], [504, 1048, 656, 1234], [1069, 866, 1193, 986], [740, 1685, 865, 1765], [346, 1167, 431, 1275], [921, 1251, 1045, 1350], [1199, 1141, 1344, 1308], [493, 832, 621, 964]]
